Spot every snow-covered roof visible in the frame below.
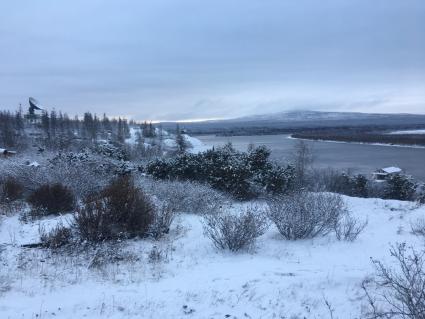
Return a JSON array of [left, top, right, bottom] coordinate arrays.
[[382, 166, 402, 174]]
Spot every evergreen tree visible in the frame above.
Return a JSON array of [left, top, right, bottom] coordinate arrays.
[[384, 174, 416, 201], [41, 111, 50, 140], [175, 124, 187, 153]]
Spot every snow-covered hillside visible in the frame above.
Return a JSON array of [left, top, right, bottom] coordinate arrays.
[[0, 196, 423, 318], [125, 126, 209, 154]]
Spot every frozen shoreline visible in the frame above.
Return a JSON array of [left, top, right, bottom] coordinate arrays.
[[288, 135, 425, 149]]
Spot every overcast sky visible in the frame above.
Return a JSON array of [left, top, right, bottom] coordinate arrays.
[[1, 0, 424, 121]]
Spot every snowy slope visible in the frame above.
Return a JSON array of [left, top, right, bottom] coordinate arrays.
[[125, 126, 209, 154], [0, 196, 423, 318]]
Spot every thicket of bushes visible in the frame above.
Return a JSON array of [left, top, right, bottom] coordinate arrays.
[[146, 144, 295, 199], [141, 179, 229, 215], [310, 168, 421, 202], [28, 183, 75, 216], [267, 191, 366, 241], [74, 176, 156, 242], [0, 176, 24, 203]]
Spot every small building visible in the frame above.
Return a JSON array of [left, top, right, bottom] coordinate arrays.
[[372, 166, 402, 181]]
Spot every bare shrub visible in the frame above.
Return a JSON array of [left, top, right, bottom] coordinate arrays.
[[39, 222, 73, 249], [74, 175, 155, 242], [268, 192, 347, 240], [411, 218, 425, 238], [142, 179, 229, 215], [0, 200, 25, 216], [291, 140, 314, 189], [335, 214, 368, 242], [362, 243, 425, 318], [88, 243, 138, 269], [0, 176, 24, 203], [28, 183, 75, 216], [149, 204, 176, 240], [202, 206, 269, 251]]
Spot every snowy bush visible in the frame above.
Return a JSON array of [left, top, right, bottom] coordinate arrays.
[[257, 163, 295, 194], [417, 186, 425, 205], [74, 176, 155, 242], [146, 144, 294, 200], [39, 222, 73, 249], [47, 150, 127, 198], [202, 206, 269, 251], [149, 204, 175, 240], [0, 150, 120, 200], [334, 214, 368, 242], [92, 141, 129, 161], [141, 179, 229, 215], [384, 174, 416, 201], [28, 183, 75, 216], [268, 192, 347, 240], [309, 169, 369, 198], [411, 218, 425, 238], [0, 176, 24, 203], [362, 243, 425, 318]]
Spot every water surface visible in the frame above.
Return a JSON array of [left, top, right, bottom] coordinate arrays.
[[195, 134, 425, 181]]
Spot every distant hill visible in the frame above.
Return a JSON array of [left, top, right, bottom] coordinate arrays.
[[160, 110, 425, 136], [231, 110, 425, 122]]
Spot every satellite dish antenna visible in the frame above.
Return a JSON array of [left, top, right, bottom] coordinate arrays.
[[28, 97, 43, 115]]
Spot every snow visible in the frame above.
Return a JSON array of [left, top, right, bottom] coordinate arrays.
[[125, 127, 209, 153], [162, 138, 176, 148], [27, 161, 40, 167], [382, 166, 402, 174], [125, 127, 140, 145], [0, 196, 424, 318], [388, 129, 425, 135], [184, 134, 211, 153]]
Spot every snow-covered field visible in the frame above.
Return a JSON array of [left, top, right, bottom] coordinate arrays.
[[0, 196, 423, 318]]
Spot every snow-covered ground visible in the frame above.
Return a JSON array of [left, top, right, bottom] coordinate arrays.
[[0, 196, 424, 318], [125, 126, 209, 154], [388, 129, 425, 135]]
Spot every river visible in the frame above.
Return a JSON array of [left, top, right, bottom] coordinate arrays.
[[195, 134, 425, 181]]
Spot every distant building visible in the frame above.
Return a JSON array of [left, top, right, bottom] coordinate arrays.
[[372, 166, 403, 181]]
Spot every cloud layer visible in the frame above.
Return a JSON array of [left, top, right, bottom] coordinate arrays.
[[1, 0, 424, 120]]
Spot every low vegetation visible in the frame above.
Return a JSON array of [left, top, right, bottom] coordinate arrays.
[[0, 176, 24, 203], [146, 144, 295, 199], [202, 206, 269, 251], [267, 192, 349, 240], [362, 243, 425, 318], [28, 183, 75, 216], [39, 223, 73, 249], [74, 176, 156, 242]]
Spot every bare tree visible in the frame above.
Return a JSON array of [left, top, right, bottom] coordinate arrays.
[[291, 140, 314, 188]]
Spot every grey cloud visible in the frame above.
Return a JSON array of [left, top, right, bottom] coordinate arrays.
[[0, 0, 424, 119]]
